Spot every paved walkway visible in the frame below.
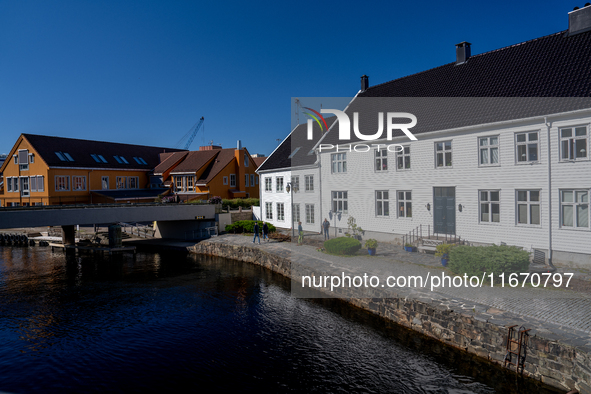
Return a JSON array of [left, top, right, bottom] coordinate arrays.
[[205, 234, 591, 351]]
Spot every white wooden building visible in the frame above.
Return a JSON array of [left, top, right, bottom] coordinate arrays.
[[313, 7, 591, 267]]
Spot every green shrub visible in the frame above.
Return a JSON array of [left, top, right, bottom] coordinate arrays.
[[448, 244, 530, 277], [225, 220, 275, 234], [324, 237, 361, 255], [221, 198, 260, 209]]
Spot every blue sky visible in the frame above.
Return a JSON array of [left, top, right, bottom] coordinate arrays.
[[0, 1, 571, 156]]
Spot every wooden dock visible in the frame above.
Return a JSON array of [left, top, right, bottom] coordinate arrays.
[[49, 243, 136, 255]]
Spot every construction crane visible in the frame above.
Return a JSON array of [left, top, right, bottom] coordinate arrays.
[[175, 117, 205, 150]]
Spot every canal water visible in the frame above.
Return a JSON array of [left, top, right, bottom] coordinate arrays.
[[0, 247, 560, 393]]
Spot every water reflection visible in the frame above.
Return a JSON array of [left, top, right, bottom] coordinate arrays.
[[0, 246, 560, 393]]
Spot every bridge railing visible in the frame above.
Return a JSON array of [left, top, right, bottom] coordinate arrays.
[[120, 222, 156, 238]]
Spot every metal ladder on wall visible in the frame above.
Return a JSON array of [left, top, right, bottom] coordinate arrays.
[[504, 325, 531, 374]]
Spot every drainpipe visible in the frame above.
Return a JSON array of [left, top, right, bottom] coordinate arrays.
[[544, 116, 554, 267], [317, 153, 324, 236]]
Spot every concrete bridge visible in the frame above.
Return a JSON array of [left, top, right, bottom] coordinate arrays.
[[0, 203, 217, 241]]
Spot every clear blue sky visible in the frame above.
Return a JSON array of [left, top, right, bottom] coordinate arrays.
[[0, 0, 571, 156]]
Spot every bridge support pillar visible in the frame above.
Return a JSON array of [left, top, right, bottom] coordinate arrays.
[[61, 225, 76, 246]]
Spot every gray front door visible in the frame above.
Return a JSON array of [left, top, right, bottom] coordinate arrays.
[[434, 187, 455, 234]]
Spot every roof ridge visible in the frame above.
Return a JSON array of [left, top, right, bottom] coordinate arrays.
[[365, 30, 567, 92], [22, 133, 182, 151]]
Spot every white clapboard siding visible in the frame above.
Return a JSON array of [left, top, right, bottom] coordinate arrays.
[[319, 113, 591, 256]]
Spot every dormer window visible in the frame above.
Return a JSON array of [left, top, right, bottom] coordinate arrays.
[[133, 157, 148, 165], [91, 154, 101, 163], [114, 155, 129, 164], [98, 155, 107, 163]]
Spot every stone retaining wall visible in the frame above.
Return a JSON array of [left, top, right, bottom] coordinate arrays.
[[190, 240, 591, 394]]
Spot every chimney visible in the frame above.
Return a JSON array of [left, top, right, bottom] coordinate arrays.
[[568, 4, 591, 36], [360, 75, 369, 91], [237, 140, 242, 150], [455, 41, 471, 64]]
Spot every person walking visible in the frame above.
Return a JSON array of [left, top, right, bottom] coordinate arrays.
[[253, 222, 261, 244], [262, 222, 269, 242], [297, 221, 303, 245], [323, 218, 330, 240]]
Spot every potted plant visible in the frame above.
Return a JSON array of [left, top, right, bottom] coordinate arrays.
[[435, 243, 455, 267], [365, 239, 378, 256], [404, 243, 416, 252]]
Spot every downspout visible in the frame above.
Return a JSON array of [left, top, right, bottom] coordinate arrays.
[[317, 153, 323, 236], [544, 116, 554, 266]]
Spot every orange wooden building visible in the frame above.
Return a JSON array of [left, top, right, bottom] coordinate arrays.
[[153, 142, 260, 201], [0, 134, 184, 207]]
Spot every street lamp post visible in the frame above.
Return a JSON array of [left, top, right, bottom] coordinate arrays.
[[286, 182, 297, 237]]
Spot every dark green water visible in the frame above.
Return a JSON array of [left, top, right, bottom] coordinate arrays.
[[0, 246, 560, 393]]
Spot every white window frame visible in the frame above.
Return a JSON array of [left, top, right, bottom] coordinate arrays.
[[396, 146, 410, 171], [129, 176, 140, 190], [102, 176, 109, 190], [479, 190, 500, 223], [230, 174, 236, 188], [375, 190, 389, 217], [223, 176, 228, 185], [255, 176, 259, 185], [265, 177, 272, 192], [560, 189, 589, 229], [291, 176, 299, 193], [250, 174, 255, 186], [276, 177, 284, 192], [55, 175, 70, 191], [305, 203, 315, 224], [293, 203, 300, 223], [375, 148, 388, 171], [18, 149, 29, 171], [515, 131, 539, 164], [435, 140, 452, 168], [265, 202, 273, 220], [72, 176, 87, 191], [20, 177, 29, 197], [559, 125, 588, 162], [479, 136, 500, 166], [516, 190, 541, 226], [245, 174, 249, 188], [331, 191, 348, 214], [331, 153, 347, 173], [30, 176, 37, 192], [304, 175, 314, 192], [397, 191, 412, 218], [277, 202, 285, 221], [244, 155, 249, 167], [7, 177, 12, 192], [37, 176, 44, 192], [117, 176, 128, 189]]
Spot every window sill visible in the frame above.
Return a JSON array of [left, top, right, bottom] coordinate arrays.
[[515, 223, 542, 228], [436, 166, 453, 169], [396, 168, 411, 171], [558, 226, 590, 232], [478, 221, 501, 225], [478, 164, 501, 168], [558, 159, 590, 163], [515, 161, 540, 165]]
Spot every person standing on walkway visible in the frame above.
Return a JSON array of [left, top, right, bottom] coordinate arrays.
[[297, 221, 303, 245], [322, 218, 330, 240], [253, 222, 261, 244], [262, 222, 269, 242]]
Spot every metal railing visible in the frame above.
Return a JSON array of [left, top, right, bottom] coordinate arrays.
[[402, 224, 461, 248], [184, 227, 218, 240], [120, 222, 156, 238]]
